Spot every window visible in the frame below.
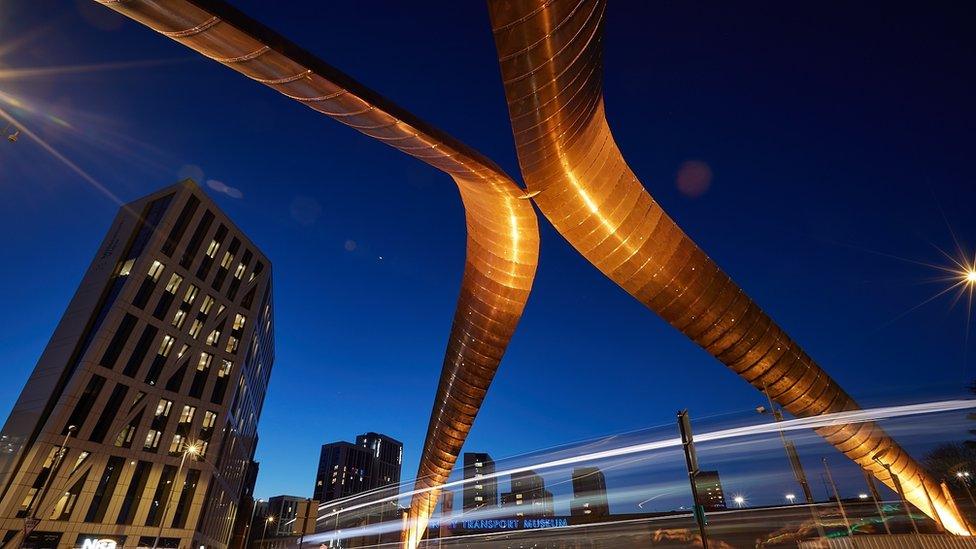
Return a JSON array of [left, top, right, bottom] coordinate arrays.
[[205, 239, 220, 258], [176, 344, 189, 359], [200, 295, 215, 314], [169, 434, 185, 454], [155, 398, 173, 418], [164, 273, 183, 294], [220, 251, 234, 268], [197, 441, 209, 457], [118, 258, 135, 277], [157, 335, 175, 357], [218, 360, 232, 377], [178, 405, 196, 424], [144, 429, 161, 450], [172, 309, 187, 329], [148, 260, 165, 282], [198, 353, 213, 371], [202, 411, 217, 429], [183, 284, 199, 304], [233, 314, 246, 330], [225, 336, 239, 354], [206, 328, 221, 347], [234, 262, 246, 279], [188, 319, 203, 339]]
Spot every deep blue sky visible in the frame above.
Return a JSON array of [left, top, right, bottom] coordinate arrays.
[[1, 1, 974, 506]]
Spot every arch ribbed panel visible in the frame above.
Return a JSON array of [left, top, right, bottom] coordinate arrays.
[[488, 0, 966, 535], [93, 0, 539, 542]]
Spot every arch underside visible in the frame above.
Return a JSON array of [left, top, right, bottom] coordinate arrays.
[[93, 1, 540, 545], [488, 0, 966, 537]]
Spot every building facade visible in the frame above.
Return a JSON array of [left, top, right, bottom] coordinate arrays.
[[461, 453, 497, 513], [312, 433, 402, 505], [0, 180, 274, 549], [694, 470, 727, 511], [500, 471, 553, 518], [570, 467, 609, 518]]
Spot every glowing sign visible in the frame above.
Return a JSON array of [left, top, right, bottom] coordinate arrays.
[[428, 518, 569, 532], [80, 539, 117, 549]]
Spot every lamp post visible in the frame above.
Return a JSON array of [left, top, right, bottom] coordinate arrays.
[[822, 458, 855, 545], [956, 471, 976, 511], [786, 493, 796, 504], [862, 469, 891, 535], [733, 496, 745, 509], [20, 426, 76, 548], [242, 499, 262, 549], [261, 515, 275, 546], [872, 449, 919, 536], [152, 441, 200, 549]]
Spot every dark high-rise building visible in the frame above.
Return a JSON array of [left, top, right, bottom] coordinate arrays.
[[500, 470, 553, 518], [313, 433, 402, 504], [228, 460, 259, 549], [570, 467, 609, 518], [355, 432, 402, 490], [462, 453, 497, 513], [0, 180, 274, 549], [694, 470, 727, 511]]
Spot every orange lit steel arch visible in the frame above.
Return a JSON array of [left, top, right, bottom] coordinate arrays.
[[487, 0, 966, 537], [93, 0, 539, 537]]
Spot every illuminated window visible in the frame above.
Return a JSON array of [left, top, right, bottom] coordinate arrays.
[[225, 336, 239, 354], [169, 434, 185, 454], [188, 319, 203, 339], [165, 273, 183, 294], [206, 328, 221, 347], [157, 335, 175, 357], [148, 260, 165, 282], [197, 441, 209, 456], [183, 284, 199, 304], [220, 251, 234, 268], [233, 314, 246, 330], [155, 398, 173, 417], [200, 295, 215, 314], [144, 429, 161, 450], [176, 344, 189, 360], [178, 405, 196, 424], [216, 304, 225, 316], [205, 239, 220, 258], [234, 263, 246, 279], [172, 309, 187, 329], [202, 411, 217, 429], [197, 352, 213, 371], [118, 259, 135, 277], [218, 360, 232, 377]]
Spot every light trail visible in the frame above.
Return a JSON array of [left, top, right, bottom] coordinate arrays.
[[314, 399, 976, 523]]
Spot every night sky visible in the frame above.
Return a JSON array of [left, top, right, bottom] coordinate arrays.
[[1, 1, 974, 507]]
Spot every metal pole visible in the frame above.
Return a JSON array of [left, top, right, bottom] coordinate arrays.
[[918, 474, 945, 533], [242, 499, 261, 549], [822, 459, 856, 545], [862, 469, 891, 535], [153, 447, 190, 549], [20, 426, 76, 548], [760, 387, 825, 540], [677, 410, 709, 549]]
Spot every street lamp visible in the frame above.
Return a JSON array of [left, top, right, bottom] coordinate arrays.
[[733, 495, 745, 508], [152, 441, 201, 549], [858, 494, 869, 500], [785, 493, 796, 504], [261, 515, 276, 545]]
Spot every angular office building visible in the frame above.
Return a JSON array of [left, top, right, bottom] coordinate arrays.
[[570, 467, 609, 518], [461, 453, 497, 513], [0, 180, 274, 549]]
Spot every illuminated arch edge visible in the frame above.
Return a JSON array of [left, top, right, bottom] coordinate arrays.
[[93, 0, 540, 543], [488, 0, 967, 536]]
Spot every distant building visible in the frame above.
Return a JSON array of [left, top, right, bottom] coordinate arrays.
[[462, 452, 498, 512], [0, 180, 274, 549], [229, 460, 260, 549], [571, 467, 609, 517], [356, 432, 402, 490], [501, 470, 553, 518], [695, 470, 727, 511], [313, 432, 402, 504], [266, 495, 307, 537]]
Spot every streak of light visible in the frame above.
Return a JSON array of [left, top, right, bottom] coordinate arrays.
[[315, 399, 976, 522], [0, 106, 123, 206], [0, 57, 194, 80]]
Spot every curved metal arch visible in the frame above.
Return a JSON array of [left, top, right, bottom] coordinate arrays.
[[488, 0, 965, 535], [94, 0, 540, 540]]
